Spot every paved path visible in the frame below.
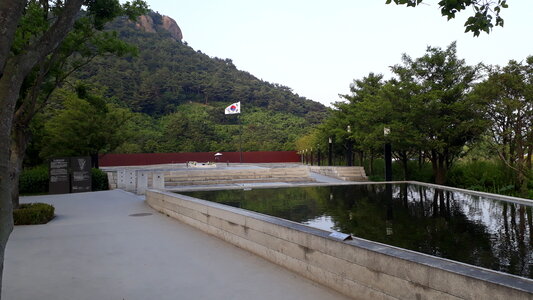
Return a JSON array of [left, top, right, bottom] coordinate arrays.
[[3, 190, 349, 300]]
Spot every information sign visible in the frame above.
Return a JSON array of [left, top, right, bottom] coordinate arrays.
[[70, 156, 92, 193], [49, 158, 70, 194]]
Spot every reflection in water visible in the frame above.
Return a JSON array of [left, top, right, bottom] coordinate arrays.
[[181, 184, 533, 279]]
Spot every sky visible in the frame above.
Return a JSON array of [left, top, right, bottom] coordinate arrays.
[[144, 0, 533, 107]]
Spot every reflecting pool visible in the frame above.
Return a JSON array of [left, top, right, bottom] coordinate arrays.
[[181, 184, 533, 279]]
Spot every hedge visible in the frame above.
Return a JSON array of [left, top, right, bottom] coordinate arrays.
[[19, 165, 49, 195], [19, 166, 109, 194], [91, 168, 109, 191], [13, 203, 55, 225]]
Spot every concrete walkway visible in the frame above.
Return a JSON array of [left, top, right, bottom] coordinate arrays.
[[3, 190, 349, 300]]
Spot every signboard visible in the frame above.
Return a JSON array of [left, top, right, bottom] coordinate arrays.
[[49, 158, 70, 194], [70, 156, 92, 193]]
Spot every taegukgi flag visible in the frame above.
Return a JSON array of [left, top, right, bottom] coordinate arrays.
[[224, 101, 241, 114]]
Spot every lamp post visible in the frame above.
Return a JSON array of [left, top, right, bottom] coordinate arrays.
[[346, 125, 353, 166], [317, 145, 321, 166], [328, 137, 333, 166], [384, 127, 392, 181]]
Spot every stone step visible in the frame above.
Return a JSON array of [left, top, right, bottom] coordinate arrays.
[[166, 173, 309, 182], [338, 176, 368, 181], [165, 177, 316, 186], [308, 166, 367, 181]]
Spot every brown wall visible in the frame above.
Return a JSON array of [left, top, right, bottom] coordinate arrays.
[[99, 151, 300, 167]]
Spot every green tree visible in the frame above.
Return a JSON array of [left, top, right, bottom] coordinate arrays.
[[328, 43, 488, 182], [40, 86, 133, 160], [472, 59, 533, 196], [390, 42, 488, 184], [340, 73, 387, 170], [159, 104, 218, 152], [241, 110, 309, 151], [113, 112, 163, 153], [336, 72, 422, 176], [386, 0, 508, 36]]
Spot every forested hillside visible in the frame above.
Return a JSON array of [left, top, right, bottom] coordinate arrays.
[[25, 11, 330, 163], [75, 11, 327, 120]]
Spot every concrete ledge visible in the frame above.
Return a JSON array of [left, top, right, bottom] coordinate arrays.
[[146, 189, 533, 300]]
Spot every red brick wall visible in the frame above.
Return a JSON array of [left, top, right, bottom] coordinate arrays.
[[98, 151, 300, 166]]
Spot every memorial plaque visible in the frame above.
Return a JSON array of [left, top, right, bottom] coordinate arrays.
[[49, 158, 70, 194], [70, 156, 92, 193]]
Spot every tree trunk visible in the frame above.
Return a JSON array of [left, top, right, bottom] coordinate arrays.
[[527, 144, 532, 172], [0, 0, 85, 295], [435, 154, 447, 185], [418, 151, 423, 170], [10, 123, 31, 209], [431, 150, 438, 182], [91, 152, 99, 169], [431, 150, 447, 185], [402, 158, 408, 180], [369, 150, 374, 176], [0, 61, 24, 300], [0, 0, 25, 74]]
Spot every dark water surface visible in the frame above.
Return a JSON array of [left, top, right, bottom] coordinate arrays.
[[181, 184, 533, 279]]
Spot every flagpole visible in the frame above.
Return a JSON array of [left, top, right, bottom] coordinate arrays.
[[239, 113, 243, 163], [224, 102, 243, 163]]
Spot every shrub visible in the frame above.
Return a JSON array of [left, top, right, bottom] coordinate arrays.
[[13, 203, 55, 225], [447, 160, 516, 194], [20, 166, 110, 194], [363, 158, 433, 182], [91, 168, 109, 191], [19, 165, 49, 194]]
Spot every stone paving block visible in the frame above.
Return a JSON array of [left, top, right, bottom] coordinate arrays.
[[178, 205, 208, 224], [217, 217, 248, 237], [245, 217, 285, 238], [427, 267, 531, 300], [306, 249, 453, 300], [207, 206, 246, 226], [245, 227, 306, 261], [175, 211, 210, 233], [339, 245, 431, 289]]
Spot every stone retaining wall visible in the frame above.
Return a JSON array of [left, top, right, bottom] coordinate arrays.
[[146, 189, 533, 300]]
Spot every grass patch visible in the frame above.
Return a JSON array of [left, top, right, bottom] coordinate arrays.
[[13, 203, 55, 225]]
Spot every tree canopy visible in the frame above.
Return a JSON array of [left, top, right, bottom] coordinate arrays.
[[471, 58, 533, 195], [386, 0, 509, 36], [317, 42, 489, 184]]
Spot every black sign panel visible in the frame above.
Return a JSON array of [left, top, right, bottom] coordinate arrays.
[[70, 156, 92, 193], [49, 158, 70, 194]]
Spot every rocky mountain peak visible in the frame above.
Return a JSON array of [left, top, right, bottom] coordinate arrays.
[[136, 13, 183, 41], [161, 16, 183, 41]]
